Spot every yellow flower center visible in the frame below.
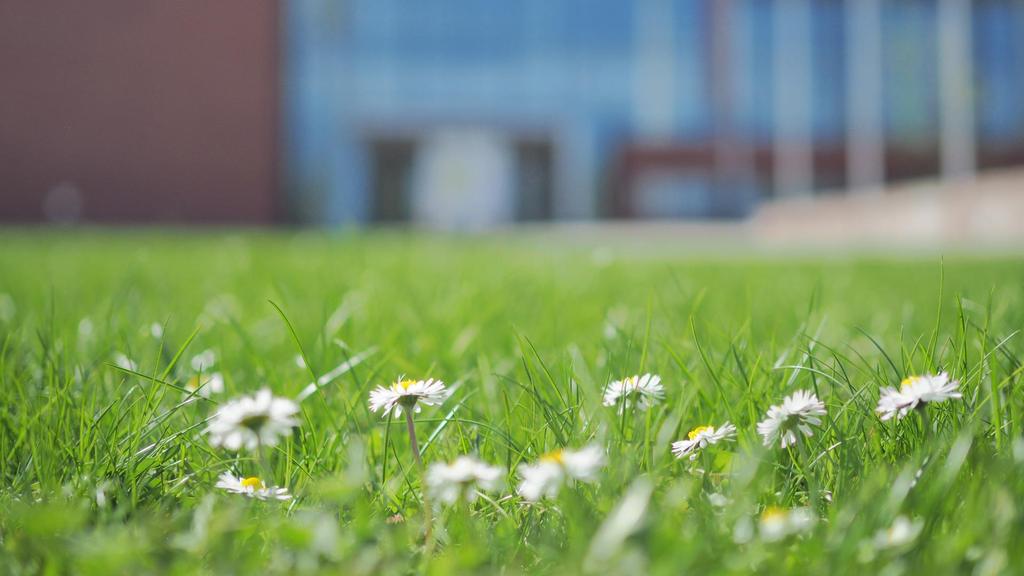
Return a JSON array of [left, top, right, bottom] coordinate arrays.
[[761, 506, 786, 521], [688, 425, 713, 440], [185, 376, 199, 391], [241, 477, 263, 490], [398, 379, 415, 390], [540, 449, 564, 464], [900, 376, 920, 392]]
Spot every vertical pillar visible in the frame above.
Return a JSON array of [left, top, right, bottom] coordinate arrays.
[[632, 0, 676, 141], [938, 0, 976, 182], [710, 0, 757, 215], [845, 0, 885, 192], [773, 0, 814, 197], [553, 120, 597, 219]]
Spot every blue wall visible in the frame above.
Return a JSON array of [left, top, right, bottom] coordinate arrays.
[[283, 0, 1024, 225]]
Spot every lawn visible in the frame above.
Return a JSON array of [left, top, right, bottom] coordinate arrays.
[[1, 231, 1022, 575]]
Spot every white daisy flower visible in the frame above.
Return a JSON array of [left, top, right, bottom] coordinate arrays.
[[426, 455, 504, 505], [873, 515, 923, 550], [184, 372, 225, 398], [757, 390, 827, 449], [207, 389, 300, 451], [517, 457, 564, 502], [708, 493, 730, 507], [190, 349, 217, 371], [517, 445, 605, 501], [149, 322, 164, 339], [368, 377, 450, 418], [215, 472, 291, 501], [112, 353, 138, 372], [78, 318, 95, 339], [602, 373, 664, 412], [672, 422, 737, 461], [759, 506, 817, 542], [876, 373, 962, 421]]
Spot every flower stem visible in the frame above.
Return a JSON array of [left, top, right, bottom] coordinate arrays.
[[919, 406, 933, 445], [798, 441, 818, 507], [643, 408, 653, 471], [701, 450, 714, 492], [405, 409, 424, 468], [255, 438, 275, 494], [404, 409, 435, 556]]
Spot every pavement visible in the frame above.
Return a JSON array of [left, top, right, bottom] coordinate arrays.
[[753, 167, 1024, 249], [506, 167, 1024, 255]]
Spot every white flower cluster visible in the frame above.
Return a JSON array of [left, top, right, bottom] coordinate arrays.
[[876, 373, 961, 421], [206, 388, 299, 503], [193, 363, 963, 518], [369, 378, 451, 417], [672, 423, 736, 460], [758, 506, 817, 542], [756, 390, 828, 449], [517, 445, 606, 501], [215, 472, 291, 501], [207, 388, 300, 451], [602, 373, 664, 412], [426, 456, 504, 504]]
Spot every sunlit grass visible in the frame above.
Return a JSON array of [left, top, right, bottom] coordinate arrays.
[[1, 231, 1022, 574]]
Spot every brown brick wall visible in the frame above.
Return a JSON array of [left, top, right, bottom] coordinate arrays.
[[0, 1, 279, 223]]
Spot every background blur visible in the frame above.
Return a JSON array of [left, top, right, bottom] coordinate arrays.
[[2, 1, 1023, 243]]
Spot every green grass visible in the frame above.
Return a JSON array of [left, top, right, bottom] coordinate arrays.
[[1, 230, 1023, 575]]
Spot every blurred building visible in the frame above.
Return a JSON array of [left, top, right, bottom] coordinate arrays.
[[284, 0, 1024, 228], [0, 1, 279, 224], [2, 1, 1023, 227]]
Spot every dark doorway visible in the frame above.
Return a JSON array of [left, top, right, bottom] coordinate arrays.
[[369, 139, 416, 222], [514, 139, 553, 221]]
